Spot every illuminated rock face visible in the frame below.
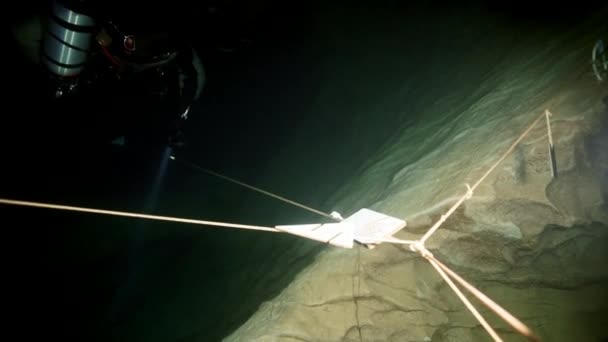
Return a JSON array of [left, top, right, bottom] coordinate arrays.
[[225, 7, 608, 342], [226, 103, 608, 342]]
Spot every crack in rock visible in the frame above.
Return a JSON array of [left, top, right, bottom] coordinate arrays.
[[275, 333, 313, 342], [353, 246, 363, 342]]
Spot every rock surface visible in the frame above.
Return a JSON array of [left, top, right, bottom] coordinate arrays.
[[225, 6, 608, 342]]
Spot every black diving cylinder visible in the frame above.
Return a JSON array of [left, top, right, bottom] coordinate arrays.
[[41, 0, 96, 78]]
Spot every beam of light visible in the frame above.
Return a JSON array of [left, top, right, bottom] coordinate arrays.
[[143, 146, 172, 213], [130, 147, 172, 235], [114, 146, 174, 320], [0, 198, 280, 232]]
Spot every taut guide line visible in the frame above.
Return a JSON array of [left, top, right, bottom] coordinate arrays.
[[0, 109, 557, 341]]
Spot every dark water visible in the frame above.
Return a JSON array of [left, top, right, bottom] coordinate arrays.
[[2, 1, 607, 341]]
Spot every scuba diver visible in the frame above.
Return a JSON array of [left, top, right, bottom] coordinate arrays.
[[38, 0, 206, 150]]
